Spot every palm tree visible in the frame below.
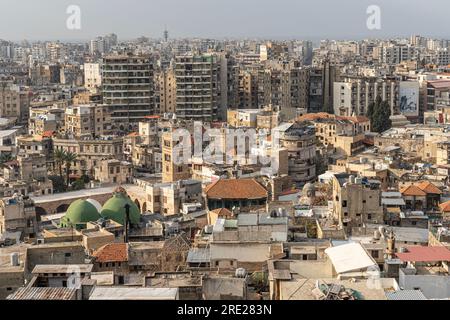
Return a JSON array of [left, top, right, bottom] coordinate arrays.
[[54, 149, 66, 180], [0, 153, 13, 165], [64, 151, 78, 188]]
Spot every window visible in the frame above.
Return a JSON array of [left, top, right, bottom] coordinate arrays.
[[65, 253, 71, 258], [372, 250, 379, 259], [342, 200, 347, 207]]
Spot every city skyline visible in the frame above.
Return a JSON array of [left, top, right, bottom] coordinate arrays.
[[2, 0, 450, 41]]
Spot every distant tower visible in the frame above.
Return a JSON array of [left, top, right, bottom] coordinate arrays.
[[163, 26, 169, 42]]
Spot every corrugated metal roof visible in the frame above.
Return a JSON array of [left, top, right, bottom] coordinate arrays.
[[391, 227, 428, 243], [187, 248, 210, 264], [7, 287, 77, 300], [386, 290, 427, 300]]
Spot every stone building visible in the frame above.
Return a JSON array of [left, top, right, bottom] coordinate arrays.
[[0, 194, 37, 238], [161, 129, 191, 183], [275, 122, 316, 187], [146, 179, 202, 216], [64, 104, 112, 138], [332, 173, 384, 233], [53, 136, 123, 178], [93, 159, 133, 185]]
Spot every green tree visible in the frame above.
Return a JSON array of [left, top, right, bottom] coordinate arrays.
[[64, 151, 78, 188], [369, 96, 392, 133], [48, 175, 66, 193], [367, 96, 381, 121], [54, 149, 66, 181]]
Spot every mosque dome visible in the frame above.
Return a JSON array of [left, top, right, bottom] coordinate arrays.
[[100, 188, 140, 225], [60, 199, 101, 227], [86, 198, 102, 212]]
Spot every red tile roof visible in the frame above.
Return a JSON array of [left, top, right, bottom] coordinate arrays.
[[400, 185, 427, 197], [280, 189, 301, 196], [428, 80, 450, 89], [205, 179, 268, 200], [396, 246, 450, 262], [210, 208, 234, 218], [297, 112, 332, 122], [439, 200, 450, 212], [93, 243, 128, 263], [417, 181, 442, 194], [42, 130, 55, 138]]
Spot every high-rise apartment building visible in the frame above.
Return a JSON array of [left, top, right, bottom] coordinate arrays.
[[102, 54, 155, 127], [381, 44, 418, 65], [174, 54, 221, 122], [333, 77, 398, 116]]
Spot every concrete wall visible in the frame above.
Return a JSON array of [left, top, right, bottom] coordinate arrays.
[[0, 269, 24, 299], [202, 277, 247, 300], [399, 268, 450, 299]]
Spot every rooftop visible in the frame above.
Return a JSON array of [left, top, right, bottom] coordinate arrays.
[[396, 246, 450, 262], [32, 264, 93, 274], [93, 243, 128, 263], [205, 179, 268, 200], [89, 287, 178, 300], [325, 243, 377, 274], [7, 287, 77, 300]]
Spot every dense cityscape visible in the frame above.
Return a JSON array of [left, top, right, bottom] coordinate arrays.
[[1, 27, 450, 301]]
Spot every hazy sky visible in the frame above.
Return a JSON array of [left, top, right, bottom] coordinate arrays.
[[1, 0, 450, 41]]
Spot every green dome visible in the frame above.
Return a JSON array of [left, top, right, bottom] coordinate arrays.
[[61, 199, 101, 227], [100, 191, 140, 225]]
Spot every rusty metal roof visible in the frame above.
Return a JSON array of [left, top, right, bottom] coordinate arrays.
[[7, 287, 77, 300]]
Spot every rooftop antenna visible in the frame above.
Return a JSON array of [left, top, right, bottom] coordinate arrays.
[[164, 25, 169, 42]]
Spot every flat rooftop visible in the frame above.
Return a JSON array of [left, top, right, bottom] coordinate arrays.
[[280, 278, 387, 300], [89, 287, 178, 300], [32, 264, 93, 274]]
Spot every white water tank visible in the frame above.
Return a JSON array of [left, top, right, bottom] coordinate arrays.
[[10, 252, 19, 267], [235, 268, 247, 278]]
